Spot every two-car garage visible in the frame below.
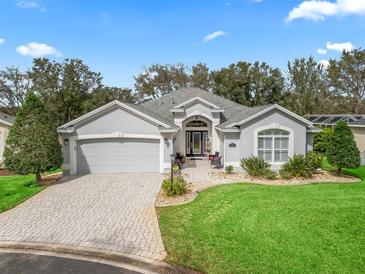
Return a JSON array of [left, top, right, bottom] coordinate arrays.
[[76, 138, 160, 174]]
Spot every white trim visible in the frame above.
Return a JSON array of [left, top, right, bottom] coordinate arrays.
[[253, 123, 294, 164], [211, 109, 224, 113], [58, 100, 171, 132], [159, 128, 178, 133], [306, 127, 322, 133], [226, 104, 313, 128], [57, 127, 74, 134], [223, 133, 226, 168], [170, 108, 185, 113], [173, 97, 221, 109], [0, 119, 12, 127], [76, 132, 161, 141], [160, 136, 164, 173], [349, 124, 365, 128], [69, 136, 77, 175], [216, 127, 240, 133]]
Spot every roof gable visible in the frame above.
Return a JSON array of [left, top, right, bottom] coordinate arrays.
[[58, 100, 174, 133]]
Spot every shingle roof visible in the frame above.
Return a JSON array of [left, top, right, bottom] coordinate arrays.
[[0, 111, 14, 125], [349, 118, 365, 126], [140, 88, 248, 124], [216, 104, 274, 129]]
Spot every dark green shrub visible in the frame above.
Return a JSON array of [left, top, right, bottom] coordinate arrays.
[[225, 165, 234, 174], [314, 127, 333, 154], [326, 121, 360, 173], [279, 154, 313, 179], [306, 151, 323, 170], [240, 156, 271, 177], [162, 176, 187, 196]]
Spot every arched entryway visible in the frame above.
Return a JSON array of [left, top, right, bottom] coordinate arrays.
[[183, 116, 212, 157]]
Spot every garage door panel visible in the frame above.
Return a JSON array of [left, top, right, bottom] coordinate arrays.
[[77, 139, 160, 173]]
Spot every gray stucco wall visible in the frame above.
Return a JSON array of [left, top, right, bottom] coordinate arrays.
[[75, 106, 161, 136], [224, 132, 240, 162], [240, 109, 307, 159], [306, 132, 314, 152]]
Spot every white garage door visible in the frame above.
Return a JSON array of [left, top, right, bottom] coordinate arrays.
[[77, 138, 160, 173]]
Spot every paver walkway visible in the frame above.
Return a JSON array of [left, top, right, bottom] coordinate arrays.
[[0, 174, 166, 261]]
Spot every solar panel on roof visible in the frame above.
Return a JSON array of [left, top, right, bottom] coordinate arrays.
[[313, 116, 332, 123]]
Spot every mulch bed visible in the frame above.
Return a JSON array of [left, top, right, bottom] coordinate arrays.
[[0, 169, 15, 176]]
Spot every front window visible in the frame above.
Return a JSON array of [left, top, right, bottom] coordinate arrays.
[[258, 129, 289, 163]]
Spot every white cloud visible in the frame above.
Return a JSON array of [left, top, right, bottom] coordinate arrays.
[[319, 59, 330, 68], [16, 1, 46, 12], [203, 31, 228, 43], [0, 38, 4, 45], [317, 48, 328, 55], [16, 42, 61, 57], [286, 0, 365, 22], [326, 41, 354, 52]]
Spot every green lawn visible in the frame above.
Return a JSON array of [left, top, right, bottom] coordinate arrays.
[[158, 167, 365, 273], [0, 175, 45, 213]]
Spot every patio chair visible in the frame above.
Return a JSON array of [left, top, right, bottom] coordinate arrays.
[[211, 155, 222, 169], [208, 151, 220, 160]]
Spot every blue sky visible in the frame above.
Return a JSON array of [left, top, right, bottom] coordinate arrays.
[[0, 0, 364, 88]]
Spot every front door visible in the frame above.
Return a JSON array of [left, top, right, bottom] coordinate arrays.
[[186, 131, 207, 156]]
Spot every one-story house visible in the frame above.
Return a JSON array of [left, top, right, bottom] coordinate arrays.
[[305, 114, 365, 164], [58, 88, 318, 175], [0, 111, 14, 163]]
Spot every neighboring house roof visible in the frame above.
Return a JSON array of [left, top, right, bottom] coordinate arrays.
[[305, 114, 365, 126], [0, 111, 14, 127], [349, 118, 365, 127]]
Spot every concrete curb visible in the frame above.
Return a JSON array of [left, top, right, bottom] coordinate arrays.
[[0, 241, 178, 274]]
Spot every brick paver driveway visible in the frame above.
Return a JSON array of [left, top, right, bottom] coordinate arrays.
[[0, 174, 166, 260]]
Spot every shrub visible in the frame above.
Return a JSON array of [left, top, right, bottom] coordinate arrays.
[[240, 156, 271, 177], [264, 169, 277, 180], [306, 151, 323, 170], [313, 127, 333, 154], [279, 154, 313, 179], [172, 164, 180, 173], [326, 121, 360, 173], [162, 176, 187, 196], [225, 165, 234, 174], [4, 92, 62, 182]]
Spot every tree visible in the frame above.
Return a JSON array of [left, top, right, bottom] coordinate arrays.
[[87, 87, 136, 111], [210, 61, 285, 106], [328, 49, 365, 113], [134, 64, 189, 102], [285, 57, 328, 115], [313, 127, 333, 154], [3, 92, 62, 182], [190, 63, 211, 90], [0, 67, 29, 115], [28, 58, 103, 125], [326, 121, 360, 173]]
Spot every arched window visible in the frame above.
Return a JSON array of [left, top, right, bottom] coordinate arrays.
[[186, 120, 207, 127], [258, 129, 289, 163]]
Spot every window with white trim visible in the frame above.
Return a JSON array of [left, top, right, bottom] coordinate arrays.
[[258, 129, 289, 163]]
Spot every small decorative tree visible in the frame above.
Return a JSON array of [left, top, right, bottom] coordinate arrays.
[[326, 121, 360, 173], [4, 92, 62, 182]]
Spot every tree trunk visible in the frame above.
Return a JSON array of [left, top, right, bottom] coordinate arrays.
[[36, 172, 42, 183]]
